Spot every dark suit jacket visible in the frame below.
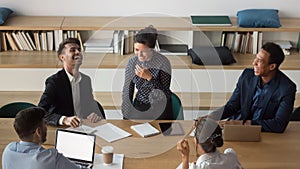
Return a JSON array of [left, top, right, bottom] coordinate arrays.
[[214, 68, 296, 133], [38, 69, 104, 125]]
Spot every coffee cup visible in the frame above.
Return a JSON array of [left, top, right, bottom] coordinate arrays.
[[101, 146, 114, 165]]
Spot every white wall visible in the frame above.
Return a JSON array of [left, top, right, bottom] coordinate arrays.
[[1, 0, 300, 17]]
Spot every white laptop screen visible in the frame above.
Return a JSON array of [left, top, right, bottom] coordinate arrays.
[[55, 129, 96, 163]]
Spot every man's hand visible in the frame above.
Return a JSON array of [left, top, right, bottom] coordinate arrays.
[[63, 116, 81, 128], [135, 64, 152, 81], [87, 112, 102, 123]]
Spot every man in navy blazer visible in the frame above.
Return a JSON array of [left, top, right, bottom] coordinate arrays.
[[210, 42, 296, 133], [38, 38, 104, 127]]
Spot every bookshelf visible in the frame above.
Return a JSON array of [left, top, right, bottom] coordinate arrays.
[[1, 16, 300, 68]]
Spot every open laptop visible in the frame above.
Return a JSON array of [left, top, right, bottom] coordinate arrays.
[[55, 129, 96, 168], [223, 125, 261, 142]]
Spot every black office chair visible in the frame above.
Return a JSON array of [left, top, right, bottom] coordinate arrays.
[[96, 101, 106, 119], [290, 106, 300, 121], [0, 102, 36, 118]]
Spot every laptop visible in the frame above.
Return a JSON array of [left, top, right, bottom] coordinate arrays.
[[55, 129, 96, 168], [223, 125, 261, 142]]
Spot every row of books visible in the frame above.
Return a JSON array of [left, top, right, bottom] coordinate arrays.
[[83, 30, 188, 55], [83, 30, 136, 55], [0, 30, 84, 52], [220, 31, 263, 54]]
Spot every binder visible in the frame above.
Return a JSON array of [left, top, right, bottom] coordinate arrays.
[[190, 15, 232, 26]]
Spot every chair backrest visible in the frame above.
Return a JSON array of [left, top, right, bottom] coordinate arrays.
[[96, 101, 106, 119], [171, 93, 184, 120], [291, 107, 300, 121], [0, 102, 36, 118]]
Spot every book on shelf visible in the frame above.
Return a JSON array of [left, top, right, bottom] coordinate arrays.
[[5, 32, 18, 51], [130, 122, 160, 137], [47, 31, 54, 51], [190, 15, 232, 26], [25, 31, 36, 50], [54, 30, 63, 51], [1, 32, 8, 51], [34, 31, 41, 51], [21, 31, 34, 51], [40, 31, 48, 51], [11, 31, 23, 50], [76, 31, 84, 52], [17, 31, 29, 50], [113, 30, 119, 54]]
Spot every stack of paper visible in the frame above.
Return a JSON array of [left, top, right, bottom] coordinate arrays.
[[130, 122, 160, 137], [93, 123, 132, 142], [84, 39, 113, 53]]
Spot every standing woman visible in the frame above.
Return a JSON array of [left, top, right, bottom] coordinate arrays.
[[121, 25, 173, 120]]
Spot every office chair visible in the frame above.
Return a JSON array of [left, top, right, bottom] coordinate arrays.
[[171, 93, 184, 120], [96, 101, 106, 119], [0, 102, 36, 118], [132, 93, 184, 120], [290, 106, 300, 121]]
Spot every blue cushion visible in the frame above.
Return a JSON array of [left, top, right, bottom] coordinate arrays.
[[0, 7, 13, 25], [237, 9, 281, 28]]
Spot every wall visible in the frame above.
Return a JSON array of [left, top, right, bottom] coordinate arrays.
[[1, 0, 300, 17]]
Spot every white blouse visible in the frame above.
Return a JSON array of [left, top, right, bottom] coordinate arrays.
[[189, 148, 243, 169]]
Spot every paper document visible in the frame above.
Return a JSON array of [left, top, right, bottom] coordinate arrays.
[[66, 125, 96, 134], [93, 154, 124, 169], [130, 122, 160, 137], [94, 123, 132, 142]]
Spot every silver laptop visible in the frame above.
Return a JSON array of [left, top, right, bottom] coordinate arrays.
[[223, 125, 261, 142], [55, 129, 96, 168]]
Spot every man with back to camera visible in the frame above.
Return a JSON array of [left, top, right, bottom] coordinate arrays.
[[209, 42, 296, 133], [2, 107, 89, 169], [38, 38, 104, 128]]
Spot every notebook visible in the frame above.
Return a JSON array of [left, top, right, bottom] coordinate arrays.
[[159, 122, 185, 136], [190, 15, 232, 26], [223, 125, 261, 142], [130, 122, 160, 137], [55, 129, 96, 168]]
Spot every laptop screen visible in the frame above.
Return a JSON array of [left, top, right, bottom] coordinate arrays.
[[55, 129, 96, 163]]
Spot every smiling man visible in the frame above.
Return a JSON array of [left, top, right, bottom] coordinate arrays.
[[38, 38, 104, 127], [210, 42, 296, 133]]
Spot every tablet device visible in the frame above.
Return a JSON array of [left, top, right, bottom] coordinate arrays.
[[159, 122, 185, 136]]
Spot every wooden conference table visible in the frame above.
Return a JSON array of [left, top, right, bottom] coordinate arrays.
[[1, 118, 300, 169]]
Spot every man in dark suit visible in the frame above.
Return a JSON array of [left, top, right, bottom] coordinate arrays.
[[38, 38, 104, 127], [210, 42, 296, 133]]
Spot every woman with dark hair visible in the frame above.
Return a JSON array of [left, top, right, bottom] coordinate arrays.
[[121, 25, 173, 120], [177, 117, 242, 169]]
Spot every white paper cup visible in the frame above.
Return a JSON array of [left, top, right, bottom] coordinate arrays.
[[101, 146, 114, 164]]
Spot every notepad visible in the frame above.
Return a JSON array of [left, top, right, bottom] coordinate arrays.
[[190, 15, 232, 26], [94, 123, 132, 142], [130, 122, 160, 137]]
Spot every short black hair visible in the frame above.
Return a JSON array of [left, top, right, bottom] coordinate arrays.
[[57, 38, 81, 58], [14, 107, 46, 139], [134, 25, 158, 48], [262, 42, 285, 69]]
